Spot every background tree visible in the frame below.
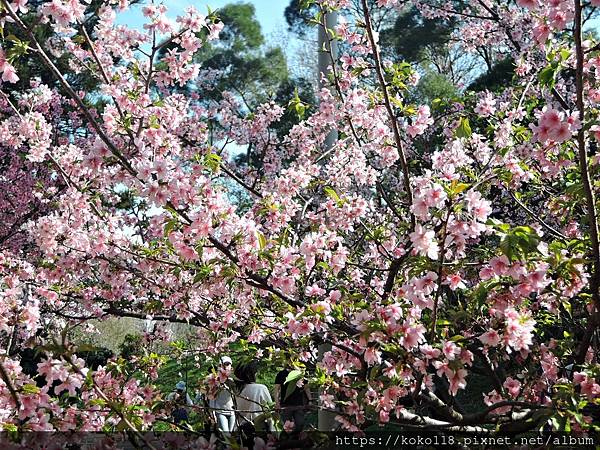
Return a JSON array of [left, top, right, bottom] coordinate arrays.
[[0, 0, 599, 446], [193, 3, 289, 108], [179, 3, 315, 168]]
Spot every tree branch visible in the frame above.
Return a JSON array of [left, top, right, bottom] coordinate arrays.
[[360, 0, 414, 224], [573, 0, 600, 364]]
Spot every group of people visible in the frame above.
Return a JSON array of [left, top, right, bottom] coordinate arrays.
[[167, 357, 312, 435]]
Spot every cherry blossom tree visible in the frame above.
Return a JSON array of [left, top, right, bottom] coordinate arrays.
[[0, 0, 599, 447]]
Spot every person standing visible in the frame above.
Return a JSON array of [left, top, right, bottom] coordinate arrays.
[[274, 366, 311, 432], [234, 361, 273, 434], [166, 381, 193, 424], [209, 356, 236, 434]]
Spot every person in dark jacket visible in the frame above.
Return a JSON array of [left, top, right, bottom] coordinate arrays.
[[274, 366, 311, 432]]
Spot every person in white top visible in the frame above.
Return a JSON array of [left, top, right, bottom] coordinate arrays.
[[209, 356, 236, 433], [234, 361, 273, 432]]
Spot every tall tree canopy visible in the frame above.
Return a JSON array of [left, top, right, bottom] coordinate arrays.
[[0, 0, 598, 449]]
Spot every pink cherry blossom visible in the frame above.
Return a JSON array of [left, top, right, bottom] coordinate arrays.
[[0, 0, 596, 438], [409, 224, 439, 260]]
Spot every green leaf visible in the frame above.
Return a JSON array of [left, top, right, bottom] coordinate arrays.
[[284, 370, 303, 401], [324, 186, 341, 204], [288, 88, 307, 120], [562, 300, 572, 318], [299, 0, 315, 9], [447, 180, 469, 197], [284, 369, 303, 385], [258, 232, 267, 250], [89, 398, 107, 407], [559, 49, 571, 62], [455, 118, 472, 139], [115, 419, 127, 432], [203, 152, 221, 173], [2, 423, 17, 432], [148, 115, 160, 129], [316, 261, 330, 271], [499, 225, 540, 261], [539, 63, 558, 89], [193, 264, 213, 283], [487, 219, 510, 233], [21, 384, 40, 395], [163, 219, 177, 237]]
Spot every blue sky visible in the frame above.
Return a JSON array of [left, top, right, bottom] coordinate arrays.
[[116, 0, 290, 37]]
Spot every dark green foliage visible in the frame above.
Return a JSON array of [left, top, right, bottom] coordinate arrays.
[[19, 346, 113, 388], [284, 0, 317, 36], [154, 353, 277, 394], [5, 23, 97, 95], [194, 2, 290, 108], [217, 3, 265, 51], [202, 46, 289, 105], [410, 72, 459, 105], [273, 77, 316, 138], [78, 347, 115, 369], [380, 7, 456, 64], [467, 58, 515, 93], [119, 333, 144, 360], [282, 0, 515, 97], [191, 3, 316, 171]]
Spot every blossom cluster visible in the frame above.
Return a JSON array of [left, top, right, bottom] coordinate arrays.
[[0, 0, 597, 441]]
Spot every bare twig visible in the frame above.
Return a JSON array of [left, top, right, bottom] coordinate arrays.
[[508, 192, 568, 241]]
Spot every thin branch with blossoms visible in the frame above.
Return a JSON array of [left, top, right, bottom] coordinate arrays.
[[0, 0, 598, 442]]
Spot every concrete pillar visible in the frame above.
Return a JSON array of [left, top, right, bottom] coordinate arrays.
[[317, 9, 339, 433]]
